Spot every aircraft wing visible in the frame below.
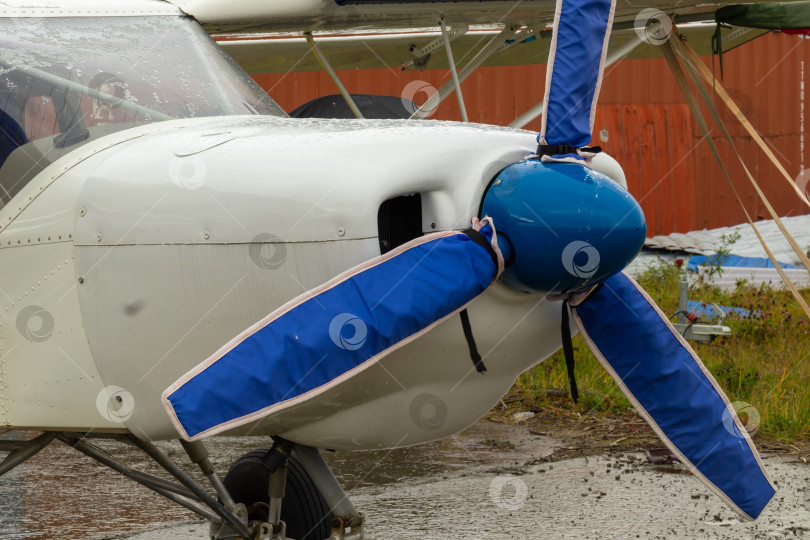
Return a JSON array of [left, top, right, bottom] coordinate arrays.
[[171, 0, 748, 34], [216, 23, 766, 75], [163, 0, 803, 74]]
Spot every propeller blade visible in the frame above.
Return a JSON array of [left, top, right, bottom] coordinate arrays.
[[570, 271, 775, 519], [164, 219, 504, 441], [538, 0, 616, 161]]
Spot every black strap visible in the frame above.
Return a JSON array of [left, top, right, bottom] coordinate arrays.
[[536, 144, 602, 158], [461, 228, 499, 280], [459, 308, 486, 373], [711, 23, 725, 83], [561, 300, 579, 403]]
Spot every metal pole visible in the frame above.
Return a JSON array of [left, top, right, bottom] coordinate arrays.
[[267, 460, 287, 528], [611, 10, 716, 32], [180, 439, 236, 511], [440, 18, 468, 122], [0, 432, 55, 476], [410, 26, 517, 120], [678, 272, 689, 326], [605, 35, 643, 66], [305, 32, 364, 119], [0, 440, 28, 452], [129, 436, 252, 539], [508, 36, 641, 129], [143, 486, 222, 524], [56, 434, 220, 523]]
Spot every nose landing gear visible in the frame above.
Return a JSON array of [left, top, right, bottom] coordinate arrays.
[[222, 438, 373, 540]]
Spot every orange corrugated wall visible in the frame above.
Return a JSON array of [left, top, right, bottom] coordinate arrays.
[[252, 32, 809, 236]]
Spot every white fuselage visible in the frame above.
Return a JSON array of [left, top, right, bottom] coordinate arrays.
[[0, 116, 569, 449]]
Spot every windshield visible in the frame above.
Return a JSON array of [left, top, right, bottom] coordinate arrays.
[[0, 15, 285, 204]]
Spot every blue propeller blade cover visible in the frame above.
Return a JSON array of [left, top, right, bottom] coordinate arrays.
[[572, 272, 776, 519], [540, 0, 615, 152], [163, 221, 503, 440]]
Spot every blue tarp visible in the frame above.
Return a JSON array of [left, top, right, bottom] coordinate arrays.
[[574, 272, 775, 519], [164, 223, 501, 440], [685, 300, 760, 320], [687, 254, 802, 272]]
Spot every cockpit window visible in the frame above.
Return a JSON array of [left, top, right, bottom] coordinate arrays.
[[0, 15, 285, 205]]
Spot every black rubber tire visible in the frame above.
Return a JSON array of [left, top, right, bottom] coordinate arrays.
[[223, 448, 332, 540]]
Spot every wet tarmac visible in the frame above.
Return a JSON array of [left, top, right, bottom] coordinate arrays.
[[1, 423, 808, 539]]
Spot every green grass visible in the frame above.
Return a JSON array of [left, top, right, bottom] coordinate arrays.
[[512, 258, 810, 441]]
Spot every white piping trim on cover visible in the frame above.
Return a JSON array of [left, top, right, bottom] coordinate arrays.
[[538, 0, 565, 145]]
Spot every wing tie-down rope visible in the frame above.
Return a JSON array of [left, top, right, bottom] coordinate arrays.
[[661, 23, 810, 319], [680, 29, 810, 210]]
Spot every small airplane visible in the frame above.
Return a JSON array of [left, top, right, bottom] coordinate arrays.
[[0, 0, 790, 539]]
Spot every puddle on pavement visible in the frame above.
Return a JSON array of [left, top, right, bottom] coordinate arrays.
[[323, 421, 555, 490], [1, 425, 808, 540], [0, 422, 554, 539], [352, 452, 810, 540]]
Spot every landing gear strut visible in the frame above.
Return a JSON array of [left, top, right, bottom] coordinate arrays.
[[0, 431, 372, 540]]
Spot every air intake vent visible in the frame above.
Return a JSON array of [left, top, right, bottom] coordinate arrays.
[[377, 194, 422, 254]]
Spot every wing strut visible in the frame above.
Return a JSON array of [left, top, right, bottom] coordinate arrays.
[[508, 34, 640, 129], [305, 32, 364, 119], [410, 25, 541, 120], [440, 17, 469, 122]]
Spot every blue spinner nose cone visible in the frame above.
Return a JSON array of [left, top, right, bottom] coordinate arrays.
[[480, 159, 646, 294]]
